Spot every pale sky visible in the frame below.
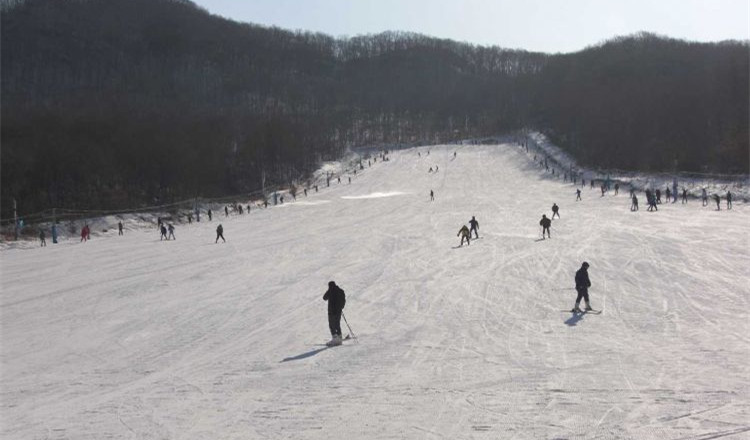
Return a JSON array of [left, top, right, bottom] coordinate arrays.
[[190, 0, 749, 53]]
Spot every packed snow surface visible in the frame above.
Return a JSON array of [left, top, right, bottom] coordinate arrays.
[[2, 144, 749, 439]]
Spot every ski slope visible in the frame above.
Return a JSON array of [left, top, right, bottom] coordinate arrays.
[[2, 144, 749, 439]]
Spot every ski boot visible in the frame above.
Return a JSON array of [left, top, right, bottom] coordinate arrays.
[[584, 302, 593, 311], [326, 334, 343, 347], [571, 304, 582, 313]]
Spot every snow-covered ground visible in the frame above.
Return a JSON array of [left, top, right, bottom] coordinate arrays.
[[2, 143, 749, 439]]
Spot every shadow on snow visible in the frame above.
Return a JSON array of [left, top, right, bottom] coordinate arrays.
[[281, 346, 328, 362]]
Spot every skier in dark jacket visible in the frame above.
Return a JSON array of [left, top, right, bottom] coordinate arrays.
[[323, 281, 346, 346], [539, 214, 551, 239], [160, 224, 168, 241], [457, 225, 471, 246], [572, 262, 592, 312], [469, 216, 479, 238], [727, 191, 733, 210], [576, 189, 581, 201], [551, 203, 560, 219], [714, 194, 721, 210], [215, 224, 225, 243]]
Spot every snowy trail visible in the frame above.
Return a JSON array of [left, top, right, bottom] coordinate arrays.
[[2, 144, 749, 439]]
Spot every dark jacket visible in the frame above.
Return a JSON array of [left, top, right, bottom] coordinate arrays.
[[575, 267, 591, 290], [323, 284, 346, 313], [540, 216, 551, 228]]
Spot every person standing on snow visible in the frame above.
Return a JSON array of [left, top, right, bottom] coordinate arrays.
[[702, 188, 708, 206], [323, 281, 346, 346], [727, 191, 733, 210], [457, 225, 471, 246], [208, 209, 212, 221], [682, 188, 688, 204], [167, 223, 176, 240], [215, 224, 225, 243], [39, 229, 46, 247], [118, 221, 124, 235], [469, 216, 479, 239], [572, 262, 593, 312], [160, 224, 168, 241], [430, 190, 434, 201], [51, 224, 58, 244], [631, 194, 639, 211], [576, 189, 582, 201], [672, 180, 678, 203], [714, 194, 721, 210], [551, 203, 560, 219], [539, 214, 551, 239]]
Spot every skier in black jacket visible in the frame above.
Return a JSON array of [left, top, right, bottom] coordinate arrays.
[[539, 214, 551, 239], [573, 262, 592, 312], [323, 281, 346, 346], [469, 216, 479, 239]]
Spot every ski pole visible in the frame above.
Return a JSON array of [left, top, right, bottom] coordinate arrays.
[[342, 312, 359, 344]]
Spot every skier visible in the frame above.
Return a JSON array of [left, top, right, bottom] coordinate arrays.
[[118, 221, 124, 235], [682, 188, 688, 204], [208, 209, 212, 221], [551, 203, 560, 219], [51, 224, 58, 244], [655, 189, 662, 204], [215, 224, 225, 243], [714, 194, 721, 210], [631, 194, 639, 211], [665, 187, 671, 203], [572, 262, 593, 312], [304, 188, 308, 197], [614, 183, 619, 195], [167, 223, 176, 240], [80, 225, 88, 242], [576, 189, 582, 201], [727, 191, 732, 209], [187, 213, 192, 224], [430, 189, 434, 201], [225, 206, 229, 217], [323, 281, 346, 346], [469, 216, 479, 239], [160, 224, 168, 241], [539, 214, 551, 239], [702, 188, 708, 206], [672, 180, 678, 203], [457, 225, 471, 246], [39, 229, 46, 247]]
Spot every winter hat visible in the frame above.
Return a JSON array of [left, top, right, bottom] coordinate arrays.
[[582, 262, 589, 268], [329, 281, 336, 287]]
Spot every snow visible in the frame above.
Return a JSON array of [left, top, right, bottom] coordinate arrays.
[[2, 143, 749, 439]]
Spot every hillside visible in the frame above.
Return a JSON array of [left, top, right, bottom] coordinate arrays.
[[2, 0, 748, 219], [2, 143, 748, 439]]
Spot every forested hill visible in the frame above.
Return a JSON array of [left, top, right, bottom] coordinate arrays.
[[2, 0, 747, 217]]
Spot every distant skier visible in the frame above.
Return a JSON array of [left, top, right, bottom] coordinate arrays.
[[208, 209, 212, 221], [51, 224, 58, 244], [600, 184, 606, 197], [80, 225, 89, 242], [215, 224, 225, 243], [551, 203, 560, 219], [157, 216, 162, 228], [167, 223, 176, 240], [118, 221, 124, 235], [665, 187, 671, 203], [430, 189, 434, 201], [681, 188, 688, 204], [457, 225, 471, 246], [539, 214, 551, 239], [225, 206, 229, 217], [727, 191, 732, 210], [572, 262, 592, 312], [672, 180, 678, 203], [631, 194, 639, 211], [655, 189, 662, 204], [701, 188, 708, 206], [576, 189, 581, 201], [614, 183, 619, 195], [160, 224, 168, 241], [469, 216, 479, 239], [187, 213, 193, 224], [323, 281, 346, 347], [39, 229, 46, 247]]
